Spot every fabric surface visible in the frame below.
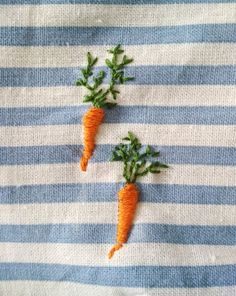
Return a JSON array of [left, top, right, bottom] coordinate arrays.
[[0, 0, 236, 295]]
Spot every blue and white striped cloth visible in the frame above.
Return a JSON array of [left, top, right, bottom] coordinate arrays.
[[0, 0, 236, 295]]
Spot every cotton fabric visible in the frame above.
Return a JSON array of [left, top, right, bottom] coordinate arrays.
[[0, 0, 236, 295]]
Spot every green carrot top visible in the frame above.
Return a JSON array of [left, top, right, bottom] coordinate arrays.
[[111, 132, 169, 183], [76, 44, 134, 109]]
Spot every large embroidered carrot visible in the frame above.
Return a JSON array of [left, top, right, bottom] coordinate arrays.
[[108, 132, 168, 258], [76, 45, 134, 171]]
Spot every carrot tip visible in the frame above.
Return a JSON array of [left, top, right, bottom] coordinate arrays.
[[108, 243, 123, 259], [80, 156, 88, 171]]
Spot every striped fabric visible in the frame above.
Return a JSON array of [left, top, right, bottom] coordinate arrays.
[[0, 0, 236, 295]]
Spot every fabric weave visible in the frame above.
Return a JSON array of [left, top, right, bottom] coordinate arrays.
[[0, 0, 236, 295]]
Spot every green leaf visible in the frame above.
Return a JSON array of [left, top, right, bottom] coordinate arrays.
[[114, 44, 122, 52], [94, 75, 103, 85], [98, 70, 105, 78], [111, 152, 122, 161], [122, 137, 130, 141], [152, 161, 169, 168], [110, 131, 168, 183], [131, 140, 141, 152], [146, 145, 151, 155], [139, 152, 147, 159], [86, 52, 98, 67], [83, 95, 94, 102], [151, 151, 160, 157], [122, 55, 133, 65], [113, 71, 122, 80], [114, 144, 123, 151], [117, 49, 124, 54], [76, 79, 85, 86], [86, 84, 94, 91], [87, 52, 92, 64], [105, 59, 113, 68], [97, 97, 107, 103], [104, 102, 117, 109], [140, 159, 147, 167], [115, 64, 124, 70], [93, 89, 103, 97], [81, 68, 88, 76], [112, 55, 117, 65], [107, 44, 121, 54], [97, 91, 107, 99], [128, 131, 136, 142], [116, 150, 125, 158], [149, 168, 161, 174], [137, 168, 149, 177], [122, 55, 127, 63], [123, 76, 134, 82], [77, 45, 134, 119], [159, 163, 169, 168], [110, 89, 118, 100], [133, 151, 139, 160], [91, 57, 98, 66]]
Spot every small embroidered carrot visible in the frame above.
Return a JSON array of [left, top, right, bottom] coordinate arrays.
[[108, 132, 168, 259], [76, 45, 134, 171]]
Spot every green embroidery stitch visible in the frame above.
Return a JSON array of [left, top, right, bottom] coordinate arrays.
[[111, 131, 169, 183], [108, 132, 168, 258], [76, 45, 134, 171], [76, 44, 133, 109]]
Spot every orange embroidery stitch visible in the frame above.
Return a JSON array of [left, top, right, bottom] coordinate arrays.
[[80, 107, 104, 171], [108, 132, 168, 258], [76, 45, 134, 171], [108, 183, 139, 259]]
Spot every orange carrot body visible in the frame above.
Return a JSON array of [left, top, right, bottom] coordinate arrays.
[[80, 107, 105, 171], [108, 183, 139, 259]]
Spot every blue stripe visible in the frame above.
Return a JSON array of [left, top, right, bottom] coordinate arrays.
[[0, 24, 235, 46], [1, 262, 236, 288], [0, 183, 235, 205], [0, 223, 235, 245], [0, 145, 235, 166], [1, 66, 236, 87], [0, 0, 235, 4], [0, 105, 235, 126]]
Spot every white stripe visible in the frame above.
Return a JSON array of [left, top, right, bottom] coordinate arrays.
[[1, 85, 236, 108], [1, 4, 235, 27], [0, 162, 235, 186], [0, 281, 236, 296], [1, 124, 235, 147], [1, 44, 236, 68], [1, 242, 236, 267], [1, 202, 235, 226]]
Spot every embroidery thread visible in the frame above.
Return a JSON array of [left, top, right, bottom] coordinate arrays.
[[108, 132, 168, 258], [76, 45, 134, 171]]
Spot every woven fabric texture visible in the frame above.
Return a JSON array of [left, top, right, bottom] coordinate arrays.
[[0, 0, 236, 295]]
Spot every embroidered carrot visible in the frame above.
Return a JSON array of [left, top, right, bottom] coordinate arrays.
[[76, 45, 134, 171], [108, 132, 168, 259]]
